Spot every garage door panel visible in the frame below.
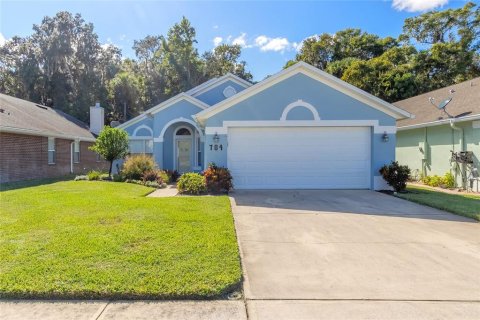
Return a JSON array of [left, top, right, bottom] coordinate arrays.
[[228, 127, 371, 189]]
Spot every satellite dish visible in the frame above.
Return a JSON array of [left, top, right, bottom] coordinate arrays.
[[437, 97, 452, 110]]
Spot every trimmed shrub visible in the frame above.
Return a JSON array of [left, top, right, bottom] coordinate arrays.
[[177, 173, 206, 195], [122, 154, 157, 180], [165, 170, 180, 182], [443, 172, 455, 188], [112, 174, 125, 182], [87, 170, 102, 181], [74, 175, 88, 181], [141, 169, 169, 184], [379, 161, 411, 192], [204, 163, 233, 193]]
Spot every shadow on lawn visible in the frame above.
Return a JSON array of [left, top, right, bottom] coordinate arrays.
[[0, 175, 75, 192]]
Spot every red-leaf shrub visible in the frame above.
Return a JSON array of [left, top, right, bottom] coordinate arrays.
[[204, 163, 233, 193]]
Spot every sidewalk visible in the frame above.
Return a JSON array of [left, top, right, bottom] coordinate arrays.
[[0, 300, 247, 320]]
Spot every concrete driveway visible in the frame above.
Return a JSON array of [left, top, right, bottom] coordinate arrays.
[[231, 190, 480, 319]]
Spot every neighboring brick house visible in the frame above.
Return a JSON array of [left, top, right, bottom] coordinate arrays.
[[0, 94, 109, 183]]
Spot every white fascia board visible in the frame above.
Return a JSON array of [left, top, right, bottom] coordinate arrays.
[[185, 77, 219, 95], [190, 74, 252, 97], [195, 62, 412, 124], [118, 94, 209, 130], [397, 113, 480, 131], [0, 126, 96, 142]]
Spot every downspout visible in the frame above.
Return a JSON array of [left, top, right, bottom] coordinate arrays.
[[70, 141, 74, 174], [450, 119, 465, 188]]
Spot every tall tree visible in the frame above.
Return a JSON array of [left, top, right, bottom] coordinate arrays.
[[203, 44, 253, 81]]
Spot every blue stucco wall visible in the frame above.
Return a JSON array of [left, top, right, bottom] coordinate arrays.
[[195, 80, 248, 106]]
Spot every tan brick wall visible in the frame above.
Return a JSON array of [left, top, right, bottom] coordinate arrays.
[[0, 132, 108, 183]]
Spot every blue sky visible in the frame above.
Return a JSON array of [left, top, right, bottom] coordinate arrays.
[[0, 0, 468, 81]]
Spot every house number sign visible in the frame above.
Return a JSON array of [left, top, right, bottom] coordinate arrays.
[[209, 144, 223, 151]]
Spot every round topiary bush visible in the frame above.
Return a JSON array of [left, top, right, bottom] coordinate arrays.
[[177, 173, 207, 195]]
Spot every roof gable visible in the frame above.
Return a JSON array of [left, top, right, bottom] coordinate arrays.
[[194, 62, 412, 125], [186, 73, 252, 97], [118, 93, 209, 130]]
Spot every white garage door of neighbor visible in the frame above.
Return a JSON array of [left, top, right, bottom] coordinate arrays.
[[228, 126, 371, 189]]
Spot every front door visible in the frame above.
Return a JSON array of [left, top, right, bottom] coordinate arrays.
[[177, 139, 192, 172]]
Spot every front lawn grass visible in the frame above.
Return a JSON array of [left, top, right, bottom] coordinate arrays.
[[396, 185, 480, 221], [0, 180, 241, 299]]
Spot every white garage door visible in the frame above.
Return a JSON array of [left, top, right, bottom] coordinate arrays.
[[228, 126, 371, 189]]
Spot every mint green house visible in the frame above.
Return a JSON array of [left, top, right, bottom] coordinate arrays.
[[395, 78, 480, 192]]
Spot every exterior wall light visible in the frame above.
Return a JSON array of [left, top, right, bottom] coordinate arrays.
[[213, 132, 220, 144], [382, 132, 389, 143]]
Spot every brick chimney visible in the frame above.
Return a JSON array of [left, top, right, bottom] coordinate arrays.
[[89, 102, 104, 135]]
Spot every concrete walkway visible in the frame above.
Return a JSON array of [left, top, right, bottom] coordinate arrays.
[[0, 300, 247, 320], [231, 190, 480, 319], [147, 184, 178, 197]]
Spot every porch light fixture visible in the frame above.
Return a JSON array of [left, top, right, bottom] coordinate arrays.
[[382, 131, 389, 143], [213, 132, 220, 144]]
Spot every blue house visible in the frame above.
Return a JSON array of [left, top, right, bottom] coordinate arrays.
[[118, 62, 412, 190]]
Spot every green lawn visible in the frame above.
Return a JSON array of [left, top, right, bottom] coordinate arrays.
[[396, 185, 480, 221], [0, 180, 241, 299]]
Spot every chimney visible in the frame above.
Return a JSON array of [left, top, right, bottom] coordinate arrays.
[[89, 102, 105, 135]]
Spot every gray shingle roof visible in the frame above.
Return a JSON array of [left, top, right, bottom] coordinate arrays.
[[394, 78, 480, 128], [0, 94, 96, 140]]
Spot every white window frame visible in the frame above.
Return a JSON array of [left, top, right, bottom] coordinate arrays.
[[48, 137, 56, 164], [73, 140, 80, 163]]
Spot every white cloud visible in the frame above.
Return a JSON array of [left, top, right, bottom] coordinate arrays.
[[392, 0, 448, 12], [213, 36, 223, 47], [0, 33, 6, 46], [213, 25, 219, 29], [232, 32, 249, 48], [254, 35, 297, 53]]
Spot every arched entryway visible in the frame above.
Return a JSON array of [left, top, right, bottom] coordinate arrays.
[[160, 120, 204, 173]]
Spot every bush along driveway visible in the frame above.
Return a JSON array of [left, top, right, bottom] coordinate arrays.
[[0, 180, 241, 299], [396, 185, 480, 221]]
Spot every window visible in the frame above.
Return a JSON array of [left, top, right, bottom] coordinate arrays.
[[176, 128, 191, 136], [129, 139, 153, 154], [48, 137, 55, 164], [73, 140, 80, 163], [197, 136, 202, 167]]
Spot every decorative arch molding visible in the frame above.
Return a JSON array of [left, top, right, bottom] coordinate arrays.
[[155, 117, 205, 143], [132, 124, 153, 137], [280, 99, 320, 121]]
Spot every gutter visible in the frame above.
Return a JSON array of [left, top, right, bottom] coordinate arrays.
[[398, 114, 480, 131], [0, 126, 96, 142]]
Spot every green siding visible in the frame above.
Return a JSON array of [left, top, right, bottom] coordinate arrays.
[[396, 121, 479, 188]]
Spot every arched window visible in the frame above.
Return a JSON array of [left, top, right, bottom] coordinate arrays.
[[176, 128, 192, 136]]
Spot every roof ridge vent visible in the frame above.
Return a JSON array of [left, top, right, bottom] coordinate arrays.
[[35, 104, 48, 110]]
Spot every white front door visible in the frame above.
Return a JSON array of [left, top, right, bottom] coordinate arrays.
[[177, 139, 192, 173], [228, 126, 371, 189]]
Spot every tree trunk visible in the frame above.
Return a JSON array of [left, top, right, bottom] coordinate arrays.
[[109, 161, 113, 176]]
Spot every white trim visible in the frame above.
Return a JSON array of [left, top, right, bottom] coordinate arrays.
[[205, 127, 228, 135], [473, 120, 480, 129], [398, 114, 480, 131], [280, 99, 320, 121], [205, 120, 396, 136], [0, 126, 96, 142], [223, 120, 379, 128], [188, 73, 251, 97], [118, 93, 209, 130], [373, 126, 397, 134], [132, 124, 153, 137], [158, 117, 204, 143], [194, 62, 412, 125]]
